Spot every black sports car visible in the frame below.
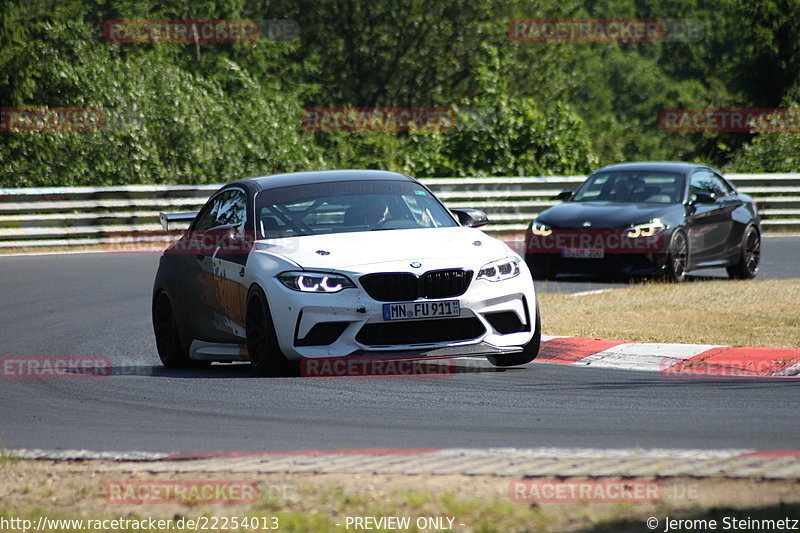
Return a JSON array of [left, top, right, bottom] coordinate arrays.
[[524, 162, 761, 281]]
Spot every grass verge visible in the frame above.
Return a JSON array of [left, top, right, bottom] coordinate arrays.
[[538, 278, 800, 348], [1, 461, 800, 533]]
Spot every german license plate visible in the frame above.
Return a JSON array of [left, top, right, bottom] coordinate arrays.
[[382, 300, 460, 321], [562, 248, 604, 259]]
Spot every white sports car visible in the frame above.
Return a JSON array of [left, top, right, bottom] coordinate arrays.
[[152, 170, 540, 374]]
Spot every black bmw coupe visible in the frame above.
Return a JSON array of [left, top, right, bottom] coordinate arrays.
[[524, 162, 761, 281]]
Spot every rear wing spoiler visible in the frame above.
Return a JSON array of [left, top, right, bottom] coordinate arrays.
[[159, 211, 198, 231]]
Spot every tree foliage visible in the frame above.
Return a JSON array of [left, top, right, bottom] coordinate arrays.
[[1, 0, 799, 186]]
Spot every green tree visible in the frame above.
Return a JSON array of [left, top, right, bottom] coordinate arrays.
[[0, 2, 321, 186], [407, 44, 597, 176]]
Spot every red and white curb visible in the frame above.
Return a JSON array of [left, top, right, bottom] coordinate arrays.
[[536, 336, 800, 378], [12, 447, 800, 479]]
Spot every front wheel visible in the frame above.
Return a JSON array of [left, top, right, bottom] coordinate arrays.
[[662, 230, 688, 282], [726, 225, 760, 280], [245, 286, 297, 376], [486, 305, 541, 367]]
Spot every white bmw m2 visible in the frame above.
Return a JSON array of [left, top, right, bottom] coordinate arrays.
[[152, 170, 540, 374]]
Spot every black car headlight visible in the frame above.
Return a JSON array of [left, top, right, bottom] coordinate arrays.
[[278, 271, 356, 293], [477, 258, 521, 282], [626, 218, 667, 238]]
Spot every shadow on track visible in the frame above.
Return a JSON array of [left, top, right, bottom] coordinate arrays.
[[108, 360, 523, 378]]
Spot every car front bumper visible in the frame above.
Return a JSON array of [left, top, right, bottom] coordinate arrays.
[[526, 252, 669, 277], [260, 260, 538, 360]]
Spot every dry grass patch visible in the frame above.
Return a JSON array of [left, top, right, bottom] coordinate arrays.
[[2, 460, 800, 533], [538, 278, 800, 348]]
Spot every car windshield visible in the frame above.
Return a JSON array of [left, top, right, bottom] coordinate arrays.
[[255, 179, 458, 238], [572, 171, 684, 204]]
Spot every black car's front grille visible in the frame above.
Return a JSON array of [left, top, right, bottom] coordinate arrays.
[[355, 317, 485, 346], [360, 269, 473, 302]]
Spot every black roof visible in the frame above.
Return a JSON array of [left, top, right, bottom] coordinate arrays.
[[593, 161, 717, 175], [239, 170, 416, 192]]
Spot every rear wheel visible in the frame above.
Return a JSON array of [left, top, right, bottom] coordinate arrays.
[[662, 230, 688, 282], [153, 291, 209, 368], [486, 305, 541, 367], [727, 225, 760, 279], [245, 286, 297, 376]]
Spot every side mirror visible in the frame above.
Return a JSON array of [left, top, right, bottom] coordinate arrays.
[[451, 208, 489, 228], [555, 190, 574, 201], [692, 191, 716, 204]]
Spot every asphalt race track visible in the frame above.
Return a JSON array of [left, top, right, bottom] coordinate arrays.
[[0, 236, 798, 453]]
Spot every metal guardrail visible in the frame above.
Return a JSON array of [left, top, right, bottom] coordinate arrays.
[[1, 175, 799, 248]]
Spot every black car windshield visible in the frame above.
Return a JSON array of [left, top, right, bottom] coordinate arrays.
[[255, 179, 458, 238], [572, 171, 685, 204]]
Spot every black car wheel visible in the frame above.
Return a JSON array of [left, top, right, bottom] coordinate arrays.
[[153, 291, 209, 368], [486, 305, 541, 367], [663, 230, 688, 282], [727, 225, 760, 280], [245, 286, 297, 376]]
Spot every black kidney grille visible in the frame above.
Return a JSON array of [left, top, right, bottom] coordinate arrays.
[[359, 273, 418, 302], [360, 269, 473, 302], [422, 269, 473, 298]]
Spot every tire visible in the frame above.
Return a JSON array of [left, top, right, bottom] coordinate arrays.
[[662, 230, 688, 282], [726, 225, 760, 280], [245, 286, 297, 376], [152, 291, 209, 368], [486, 304, 542, 367]]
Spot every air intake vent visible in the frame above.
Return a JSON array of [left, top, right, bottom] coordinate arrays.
[[356, 318, 485, 346]]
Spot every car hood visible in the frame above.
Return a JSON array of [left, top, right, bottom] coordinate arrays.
[[537, 202, 683, 229], [252, 227, 511, 271]]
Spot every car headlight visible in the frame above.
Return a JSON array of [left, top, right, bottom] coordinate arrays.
[[477, 258, 521, 282], [278, 271, 355, 293], [626, 218, 667, 238], [530, 220, 553, 236]]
